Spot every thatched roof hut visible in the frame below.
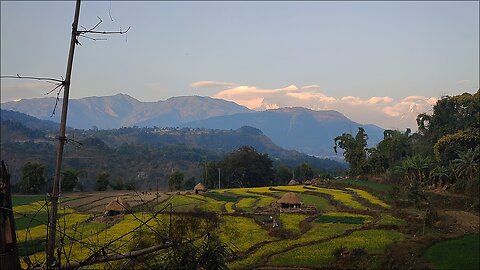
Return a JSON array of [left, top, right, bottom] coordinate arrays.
[[277, 192, 302, 208], [105, 198, 130, 216], [304, 180, 312, 185], [194, 183, 207, 194], [288, 180, 299, 186]]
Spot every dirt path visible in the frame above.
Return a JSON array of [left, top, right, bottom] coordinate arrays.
[[441, 210, 479, 233]]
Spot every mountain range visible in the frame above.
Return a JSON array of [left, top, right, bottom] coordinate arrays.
[[0, 110, 345, 187], [1, 94, 385, 157], [1, 94, 251, 129]]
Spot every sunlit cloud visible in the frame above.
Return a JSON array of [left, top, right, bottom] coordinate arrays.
[[0, 81, 51, 102], [205, 81, 439, 130], [456, 79, 471, 85], [190, 81, 240, 88]]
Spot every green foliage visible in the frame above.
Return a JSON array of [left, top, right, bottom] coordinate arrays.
[[396, 155, 433, 186], [275, 164, 292, 184], [18, 162, 47, 194], [184, 176, 196, 190], [451, 145, 479, 182], [111, 178, 125, 190], [12, 195, 45, 206], [168, 171, 185, 191], [294, 162, 315, 182], [218, 146, 275, 188], [334, 127, 369, 177], [376, 129, 412, 167], [62, 169, 83, 192], [335, 178, 394, 192], [95, 171, 110, 191], [434, 128, 479, 166], [424, 234, 479, 270], [417, 90, 480, 144], [156, 234, 232, 270]]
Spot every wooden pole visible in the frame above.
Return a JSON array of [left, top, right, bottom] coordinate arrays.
[[0, 161, 21, 270], [46, 0, 81, 267]]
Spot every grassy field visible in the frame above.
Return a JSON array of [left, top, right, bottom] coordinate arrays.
[[11, 183, 476, 269], [268, 229, 405, 267], [424, 234, 480, 269], [335, 179, 394, 192], [346, 188, 391, 208]]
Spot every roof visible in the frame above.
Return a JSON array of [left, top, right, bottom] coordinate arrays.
[[277, 192, 302, 205], [105, 197, 130, 212], [194, 182, 207, 191], [288, 180, 299, 186], [304, 180, 312, 185]]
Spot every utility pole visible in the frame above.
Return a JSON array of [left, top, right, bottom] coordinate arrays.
[[1, 161, 21, 270], [46, 0, 81, 266]]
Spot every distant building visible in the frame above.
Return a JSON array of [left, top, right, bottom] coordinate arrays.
[[288, 179, 299, 186], [194, 183, 207, 194], [277, 192, 302, 208], [104, 197, 130, 216]]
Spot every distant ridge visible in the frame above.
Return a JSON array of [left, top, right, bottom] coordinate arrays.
[[2, 94, 384, 156], [1, 94, 252, 129], [184, 107, 384, 157]]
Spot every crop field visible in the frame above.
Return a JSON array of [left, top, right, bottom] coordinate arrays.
[[424, 234, 480, 269], [11, 183, 476, 269]]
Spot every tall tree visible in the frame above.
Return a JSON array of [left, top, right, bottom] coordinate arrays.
[[451, 146, 479, 182], [376, 129, 412, 167], [168, 171, 185, 191], [334, 127, 369, 177], [219, 146, 274, 188], [294, 163, 315, 182], [275, 165, 292, 184], [61, 169, 82, 192], [417, 90, 479, 145], [18, 162, 47, 194], [95, 172, 110, 191]]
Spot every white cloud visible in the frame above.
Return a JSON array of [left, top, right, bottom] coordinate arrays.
[[190, 81, 239, 88], [456, 79, 471, 85], [208, 82, 439, 130]]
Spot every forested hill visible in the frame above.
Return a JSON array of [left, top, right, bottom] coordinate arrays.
[[0, 110, 345, 189]]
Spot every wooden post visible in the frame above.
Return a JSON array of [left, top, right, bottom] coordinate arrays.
[[46, 0, 81, 267], [0, 160, 21, 270]]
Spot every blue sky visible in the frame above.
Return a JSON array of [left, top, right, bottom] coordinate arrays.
[[1, 1, 479, 129]]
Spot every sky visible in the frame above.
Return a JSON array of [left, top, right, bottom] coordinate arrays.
[[1, 1, 479, 130]]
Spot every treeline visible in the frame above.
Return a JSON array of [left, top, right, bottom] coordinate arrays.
[[334, 90, 479, 197], [167, 146, 335, 191]]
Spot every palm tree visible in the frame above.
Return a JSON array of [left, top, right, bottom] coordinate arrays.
[[397, 156, 433, 187], [452, 146, 479, 181]]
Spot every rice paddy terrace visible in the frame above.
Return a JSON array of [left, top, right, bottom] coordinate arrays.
[[12, 181, 479, 269]]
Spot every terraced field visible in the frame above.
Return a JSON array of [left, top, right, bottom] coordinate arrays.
[[12, 182, 475, 269]]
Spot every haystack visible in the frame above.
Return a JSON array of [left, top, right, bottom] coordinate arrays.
[[194, 183, 207, 194], [105, 197, 130, 216], [288, 179, 299, 186], [277, 192, 302, 208]]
